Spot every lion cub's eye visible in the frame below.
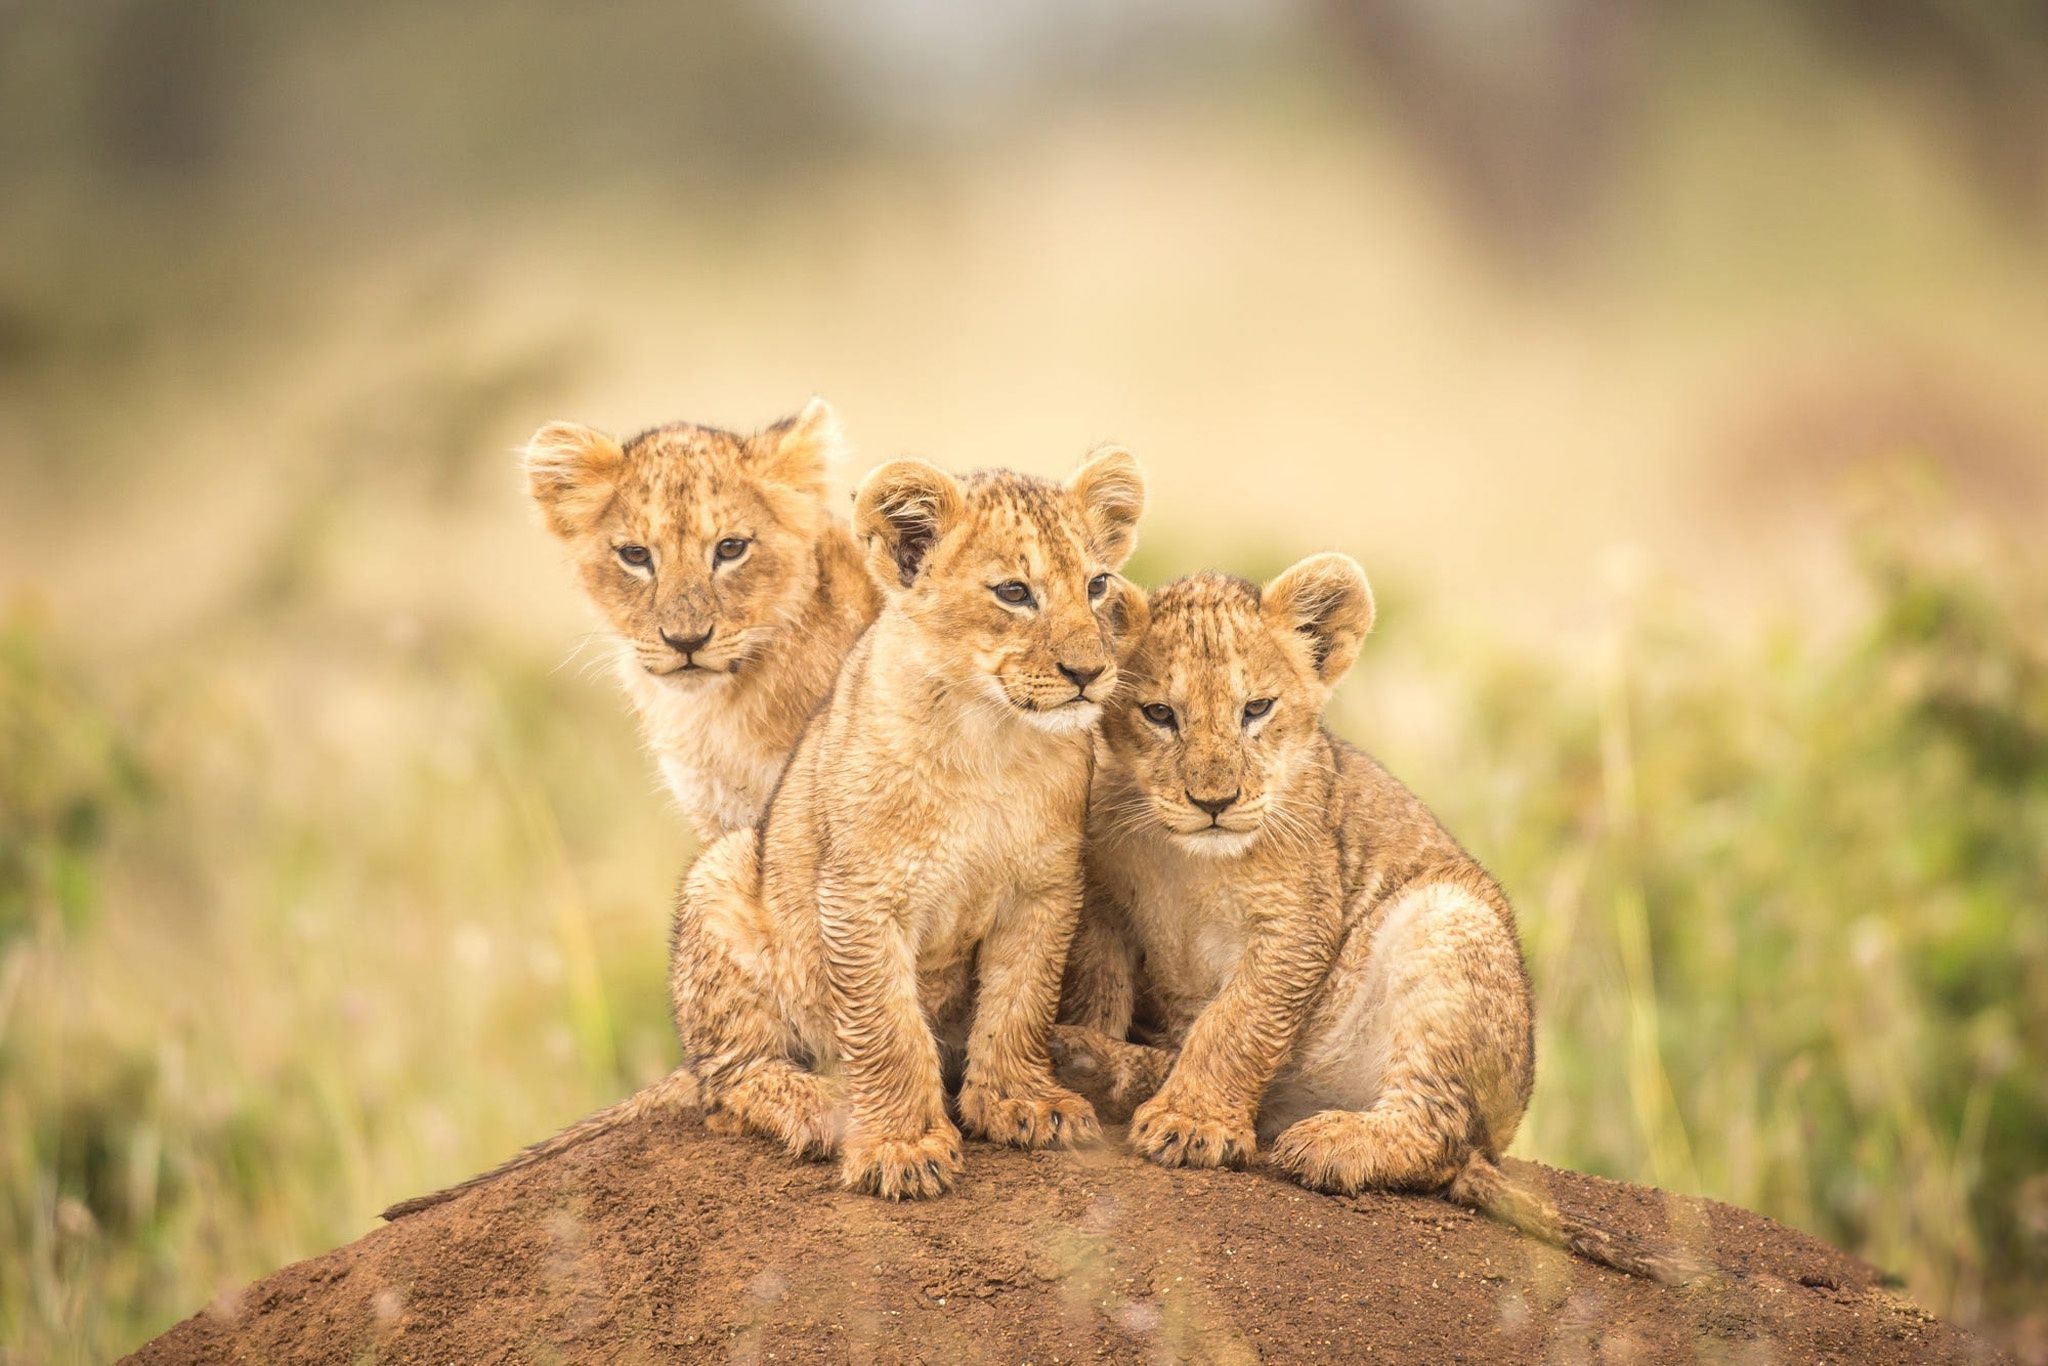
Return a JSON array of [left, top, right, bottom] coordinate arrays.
[[617, 545, 652, 568], [715, 537, 750, 563], [1141, 702, 1177, 729], [1243, 697, 1275, 723], [992, 581, 1036, 607], [1088, 573, 1110, 600]]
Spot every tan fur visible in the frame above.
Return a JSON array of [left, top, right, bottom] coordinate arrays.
[[384, 447, 1146, 1219], [525, 400, 881, 839], [671, 448, 1148, 1199], [1056, 558, 1709, 1285]]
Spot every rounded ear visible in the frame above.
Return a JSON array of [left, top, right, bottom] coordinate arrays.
[[853, 459, 966, 590], [1100, 575, 1152, 660], [525, 421, 625, 538], [1262, 552, 1374, 688], [1066, 444, 1145, 569], [750, 396, 843, 498]]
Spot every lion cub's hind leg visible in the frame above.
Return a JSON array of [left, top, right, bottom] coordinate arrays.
[[1269, 880, 1528, 1196], [672, 832, 844, 1160]]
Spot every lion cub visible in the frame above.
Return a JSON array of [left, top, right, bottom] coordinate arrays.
[[525, 400, 881, 839], [384, 448, 1144, 1219], [674, 450, 1147, 1199], [1058, 557, 1705, 1283]]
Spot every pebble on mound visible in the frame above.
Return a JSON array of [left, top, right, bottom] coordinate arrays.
[[127, 1111, 1984, 1364]]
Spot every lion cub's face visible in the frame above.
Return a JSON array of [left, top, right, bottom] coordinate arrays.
[[1104, 555, 1374, 856], [524, 401, 841, 683], [854, 449, 1146, 735]]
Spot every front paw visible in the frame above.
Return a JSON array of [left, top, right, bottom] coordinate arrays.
[[957, 1080, 1102, 1150], [1129, 1089, 1255, 1170], [839, 1124, 963, 1200]]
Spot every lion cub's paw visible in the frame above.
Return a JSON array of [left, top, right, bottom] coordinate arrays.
[[840, 1124, 964, 1201], [957, 1081, 1102, 1150], [1268, 1110, 1375, 1194], [1129, 1089, 1256, 1170], [1049, 1026, 1174, 1110]]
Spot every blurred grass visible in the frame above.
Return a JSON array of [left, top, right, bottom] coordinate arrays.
[[3, 492, 2043, 1358]]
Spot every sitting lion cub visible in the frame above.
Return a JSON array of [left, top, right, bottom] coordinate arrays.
[[1057, 557, 1706, 1283], [385, 448, 1144, 1218], [524, 400, 881, 838], [676, 450, 1147, 1198]]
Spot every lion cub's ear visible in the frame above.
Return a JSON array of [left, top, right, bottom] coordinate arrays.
[[854, 459, 966, 590], [750, 396, 842, 499], [1262, 552, 1375, 690], [1067, 445, 1145, 570], [1101, 576, 1152, 658], [525, 421, 625, 539]]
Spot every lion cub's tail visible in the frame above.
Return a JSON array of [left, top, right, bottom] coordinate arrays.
[[380, 1067, 699, 1221], [1445, 1153, 1714, 1287]]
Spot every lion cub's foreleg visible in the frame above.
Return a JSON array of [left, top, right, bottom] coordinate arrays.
[[671, 833, 844, 1160], [956, 878, 1101, 1150], [1130, 907, 1339, 1170], [817, 872, 964, 1200]]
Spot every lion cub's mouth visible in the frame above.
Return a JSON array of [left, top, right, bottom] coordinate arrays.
[[646, 659, 738, 680], [1171, 825, 1261, 857]]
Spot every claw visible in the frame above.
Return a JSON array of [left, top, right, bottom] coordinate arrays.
[[926, 1160, 942, 1180]]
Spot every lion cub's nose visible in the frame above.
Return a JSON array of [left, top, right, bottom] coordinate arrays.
[[1058, 661, 1105, 692], [1187, 789, 1241, 816], [662, 627, 713, 656]]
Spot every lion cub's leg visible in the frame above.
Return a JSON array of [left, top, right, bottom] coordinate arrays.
[[956, 879, 1101, 1150], [1048, 1025, 1175, 1122], [816, 875, 964, 1200], [671, 832, 844, 1160], [1270, 881, 1529, 1195], [1059, 894, 1139, 1037]]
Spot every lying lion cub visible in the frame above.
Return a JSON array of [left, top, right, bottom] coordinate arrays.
[[1057, 557, 1706, 1284], [524, 400, 881, 839], [676, 450, 1146, 1198]]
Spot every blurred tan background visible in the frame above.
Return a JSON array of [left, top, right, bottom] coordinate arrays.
[[3, 1, 2046, 1360]]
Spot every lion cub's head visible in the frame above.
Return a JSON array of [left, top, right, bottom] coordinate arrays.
[[853, 447, 1146, 735], [1103, 554, 1374, 855], [524, 400, 842, 683]]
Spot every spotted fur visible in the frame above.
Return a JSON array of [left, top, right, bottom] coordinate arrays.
[[1056, 557, 1709, 1285]]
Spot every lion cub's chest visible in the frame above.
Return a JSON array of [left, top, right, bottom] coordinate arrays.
[[1115, 846, 1257, 1027], [910, 751, 1086, 958], [625, 661, 788, 834]]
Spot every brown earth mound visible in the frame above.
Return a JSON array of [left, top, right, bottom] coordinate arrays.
[[129, 1110, 1990, 1364]]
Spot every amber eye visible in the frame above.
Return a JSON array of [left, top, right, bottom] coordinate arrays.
[[1243, 697, 1275, 723], [1088, 573, 1109, 600], [715, 538, 750, 563], [993, 581, 1035, 607], [617, 544, 652, 568], [1141, 702, 1177, 729]]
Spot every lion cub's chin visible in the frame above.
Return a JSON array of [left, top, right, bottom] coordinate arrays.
[[1169, 827, 1261, 859], [1020, 699, 1103, 736]]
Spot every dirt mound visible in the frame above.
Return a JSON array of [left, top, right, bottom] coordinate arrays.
[[128, 1111, 1989, 1364]]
